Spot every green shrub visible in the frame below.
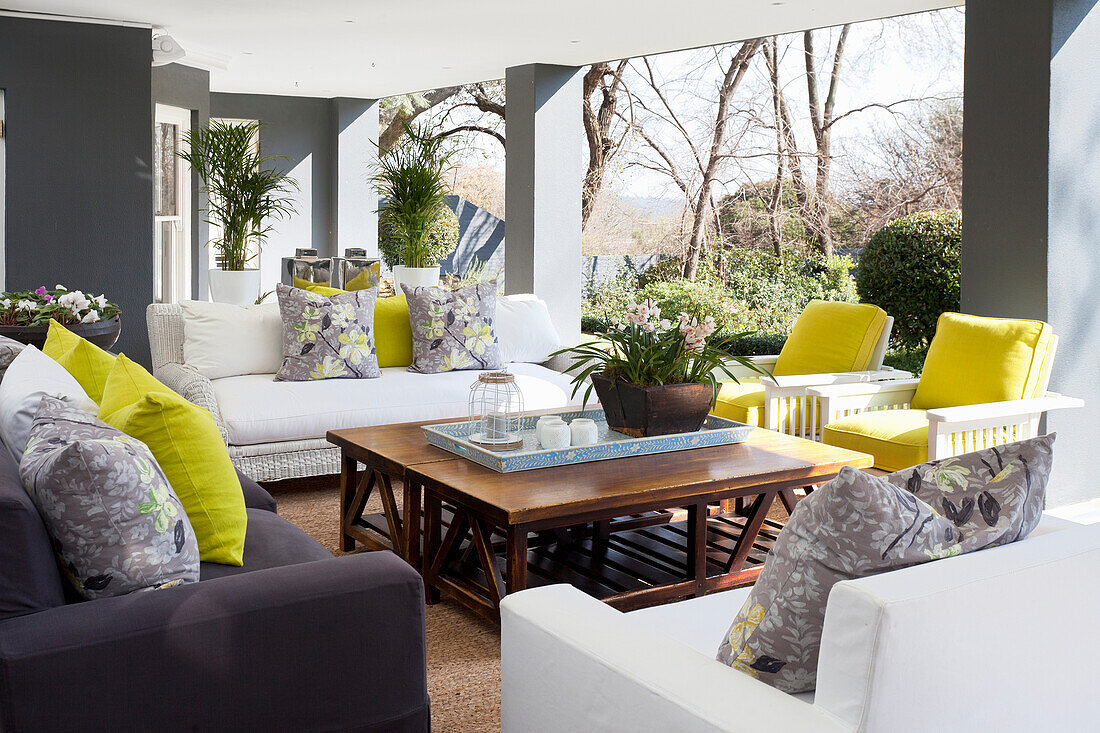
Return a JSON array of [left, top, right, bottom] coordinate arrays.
[[378, 205, 460, 270], [883, 345, 929, 376], [856, 210, 961, 349], [724, 332, 787, 357], [638, 279, 745, 334]]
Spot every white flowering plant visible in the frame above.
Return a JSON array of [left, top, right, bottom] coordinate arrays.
[[0, 285, 119, 327], [552, 298, 770, 406]]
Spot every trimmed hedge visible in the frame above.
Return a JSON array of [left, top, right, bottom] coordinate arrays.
[[856, 209, 961, 349]]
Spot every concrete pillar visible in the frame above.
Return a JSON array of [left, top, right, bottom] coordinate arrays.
[[504, 64, 584, 346], [331, 97, 380, 257], [962, 0, 1100, 506]]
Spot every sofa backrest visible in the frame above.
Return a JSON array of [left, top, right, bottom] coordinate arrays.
[[814, 521, 1100, 731], [0, 446, 67, 619]]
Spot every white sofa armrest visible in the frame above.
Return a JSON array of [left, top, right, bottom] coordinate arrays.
[[815, 523, 1100, 732], [501, 585, 849, 733], [153, 362, 229, 445], [925, 393, 1084, 424], [807, 379, 922, 399], [808, 379, 921, 426]]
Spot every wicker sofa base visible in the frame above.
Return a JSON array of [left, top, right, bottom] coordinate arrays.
[[229, 439, 343, 483]]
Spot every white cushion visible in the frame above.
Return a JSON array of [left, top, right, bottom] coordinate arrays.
[[210, 362, 584, 445], [180, 300, 282, 379], [496, 295, 561, 363], [0, 345, 97, 461]]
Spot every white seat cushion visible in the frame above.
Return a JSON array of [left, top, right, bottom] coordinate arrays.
[[211, 362, 585, 445]]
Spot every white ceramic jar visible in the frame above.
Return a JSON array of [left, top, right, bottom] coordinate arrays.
[[536, 416, 566, 448], [541, 421, 572, 450], [569, 418, 599, 447]]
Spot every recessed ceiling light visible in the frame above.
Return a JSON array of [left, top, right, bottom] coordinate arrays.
[[442, 65, 453, 70], [570, 39, 580, 44], [241, 51, 253, 55], [344, 19, 355, 23]]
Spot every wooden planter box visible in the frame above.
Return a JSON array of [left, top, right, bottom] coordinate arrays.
[[591, 372, 714, 438]]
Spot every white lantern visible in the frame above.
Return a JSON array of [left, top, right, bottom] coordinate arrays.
[[468, 371, 525, 450]]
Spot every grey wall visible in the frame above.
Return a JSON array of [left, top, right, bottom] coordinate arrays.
[[152, 63, 210, 299], [963, 0, 1100, 507], [0, 16, 153, 363], [210, 93, 336, 292]]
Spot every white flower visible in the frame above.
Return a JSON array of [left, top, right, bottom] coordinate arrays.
[[54, 284, 67, 291], [0, 298, 10, 309], [80, 310, 100, 324], [93, 295, 108, 308], [15, 299, 37, 312], [57, 290, 91, 312]]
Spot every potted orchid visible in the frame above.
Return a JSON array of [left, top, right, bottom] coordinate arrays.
[[0, 285, 121, 349], [552, 298, 766, 437]]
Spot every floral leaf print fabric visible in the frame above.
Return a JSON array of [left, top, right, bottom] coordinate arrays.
[[275, 283, 381, 381], [402, 281, 501, 374], [18, 396, 200, 600], [717, 434, 1054, 693]]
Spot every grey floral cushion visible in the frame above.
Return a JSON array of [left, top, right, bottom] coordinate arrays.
[[403, 281, 501, 373], [717, 434, 1054, 693], [275, 283, 381, 381], [19, 396, 200, 600], [0, 334, 25, 382]]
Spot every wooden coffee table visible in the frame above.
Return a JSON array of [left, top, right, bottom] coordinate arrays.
[[408, 429, 871, 620], [328, 420, 462, 570]]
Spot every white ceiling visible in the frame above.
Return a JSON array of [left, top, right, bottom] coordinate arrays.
[[4, 0, 961, 98]]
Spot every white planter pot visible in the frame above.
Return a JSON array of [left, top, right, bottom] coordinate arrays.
[[393, 265, 440, 291], [209, 268, 261, 305]]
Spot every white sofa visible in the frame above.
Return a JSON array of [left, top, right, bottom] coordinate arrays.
[[501, 516, 1100, 733], [146, 300, 583, 482]]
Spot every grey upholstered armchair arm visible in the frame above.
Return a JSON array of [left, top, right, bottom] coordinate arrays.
[[0, 552, 430, 732], [154, 362, 229, 444]]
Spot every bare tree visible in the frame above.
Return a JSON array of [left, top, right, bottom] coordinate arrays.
[[626, 41, 764, 280], [378, 87, 464, 153], [582, 61, 631, 229]]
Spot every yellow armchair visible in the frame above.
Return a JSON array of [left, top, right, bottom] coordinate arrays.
[[813, 312, 1083, 471], [713, 300, 911, 439]]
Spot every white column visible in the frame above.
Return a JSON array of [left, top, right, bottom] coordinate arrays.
[[504, 64, 584, 346], [332, 97, 379, 257]]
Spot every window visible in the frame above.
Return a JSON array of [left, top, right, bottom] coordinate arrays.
[[153, 104, 192, 303]]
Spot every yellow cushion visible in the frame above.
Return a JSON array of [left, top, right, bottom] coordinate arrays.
[[344, 261, 381, 291], [99, 356, 247, 565], [822, 409, 929, 472], [773, 301, 888, 376], [712, 381, 765, 426], [292, 277, 346, 297], [911, 312, 1054, 410], [375, 294, 414, 368], [42, 320, 116, 403]]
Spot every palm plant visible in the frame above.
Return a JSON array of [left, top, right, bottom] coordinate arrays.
[[371, 125, 456, 269], [179, 120, 298, 271]]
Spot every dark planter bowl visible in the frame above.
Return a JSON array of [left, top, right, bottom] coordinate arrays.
[[591, 372, 714, 438], [0, 315, 122, 351]]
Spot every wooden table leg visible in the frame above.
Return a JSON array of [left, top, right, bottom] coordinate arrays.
[[422, 488, 441, 604], [404, 477, 422, 570], [506, 524, 528, 596], [724, 490, 779, 574], [686, 502, 707, 595], [339, 453, 357, 552]]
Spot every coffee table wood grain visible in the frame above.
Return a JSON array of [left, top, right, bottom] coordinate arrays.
[[409, 429, 872, 620]]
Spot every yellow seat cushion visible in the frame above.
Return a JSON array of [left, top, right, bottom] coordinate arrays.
[[375, 294, 413, 368], [42, 320, 116, 403], [99, 355, 246, 565], [822, 409, 929, 472], [712, 381, 766, 426], [773, 301, 888, 376], [911, 312, 1054, 410]]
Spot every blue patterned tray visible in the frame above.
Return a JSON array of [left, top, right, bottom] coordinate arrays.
[[421, 407, 754, 473]]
